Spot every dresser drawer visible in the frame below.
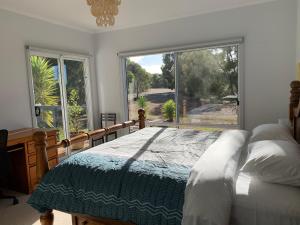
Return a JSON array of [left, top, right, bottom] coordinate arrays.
[[28, 154, 36, 166], [29, 159, 57, 191], [27, 141, 36, 155], [47, 136, 57, 146], [27, 136, 56, 155], [27, 150, 57, 166]]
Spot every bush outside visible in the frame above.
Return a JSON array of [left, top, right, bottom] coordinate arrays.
[[162, 100, 176, 122]]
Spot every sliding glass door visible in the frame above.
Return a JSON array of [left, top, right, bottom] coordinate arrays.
[[64, 59, 90, 139], [27, 50, 93, 157], [177, 46, 240, 128], [30, 56, 66, 140], [123, 42, 242, 130]]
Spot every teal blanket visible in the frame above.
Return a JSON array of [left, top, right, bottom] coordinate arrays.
[[28, 128, 220, 225]]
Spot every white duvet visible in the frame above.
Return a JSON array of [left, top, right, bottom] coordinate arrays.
[[182, 130, 249, 225]]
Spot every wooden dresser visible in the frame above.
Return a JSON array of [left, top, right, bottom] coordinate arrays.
[[7, 128, 58, 194]]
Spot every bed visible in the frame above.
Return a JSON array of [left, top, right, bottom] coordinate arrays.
[[29, 127, 222, 225], [230, 80, 300, 225], [28, 81, 300, 225]]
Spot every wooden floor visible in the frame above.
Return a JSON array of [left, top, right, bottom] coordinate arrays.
[[0, 190, 72, 225]]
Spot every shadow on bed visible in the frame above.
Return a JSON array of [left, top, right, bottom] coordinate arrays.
[[122, 127, 167, 170]]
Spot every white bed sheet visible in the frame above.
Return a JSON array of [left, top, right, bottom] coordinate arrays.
[[182, 130, 249, 225], [231, 172, 300, 225]]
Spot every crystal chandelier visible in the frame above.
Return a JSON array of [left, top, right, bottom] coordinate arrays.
[[87, 0, 121, 27]]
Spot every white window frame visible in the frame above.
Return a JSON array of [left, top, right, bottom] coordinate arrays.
[[119, 37, 245, 129], [25, 46, 94, 140]]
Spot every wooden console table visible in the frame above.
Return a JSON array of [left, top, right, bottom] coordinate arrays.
[[7, 128, 58, 194]]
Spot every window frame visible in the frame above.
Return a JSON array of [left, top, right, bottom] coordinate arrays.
[[119, 38, 245, 129], [25, 46, 94, 140]]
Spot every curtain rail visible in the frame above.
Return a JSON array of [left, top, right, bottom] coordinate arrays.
[[118, 37, 244, 57]]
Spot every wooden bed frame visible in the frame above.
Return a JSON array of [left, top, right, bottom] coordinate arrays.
[[33, 109, 145, 225], [33, 80, 300, 225], [289, 80, 300, 141]]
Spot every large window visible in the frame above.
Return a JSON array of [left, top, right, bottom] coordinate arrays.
[[126, 54, 175, 126], [122, 40, 243, 130], [27, 47, 93, 158]]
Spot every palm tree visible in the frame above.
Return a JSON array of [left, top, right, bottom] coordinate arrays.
[[31, 56, 58, 127]]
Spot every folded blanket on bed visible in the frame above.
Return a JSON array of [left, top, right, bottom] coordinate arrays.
[[28, 127, 221, 225]]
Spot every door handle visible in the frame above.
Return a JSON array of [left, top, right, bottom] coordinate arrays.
[[35, 106, 41, 117]]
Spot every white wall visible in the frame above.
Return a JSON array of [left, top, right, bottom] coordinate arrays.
[[0, 9, 99, 130], [297, 0, 300, 61], [0, 0, 297, 131], [95, 0, 297, 130]]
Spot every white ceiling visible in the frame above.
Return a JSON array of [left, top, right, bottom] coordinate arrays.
[[0, 0, 277, 33]]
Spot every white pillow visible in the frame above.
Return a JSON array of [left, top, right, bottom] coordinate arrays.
[[250, 124, 296, 143], [242, 140, 300, 187]]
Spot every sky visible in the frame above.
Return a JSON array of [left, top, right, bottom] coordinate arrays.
[[130, 54, 163, 74]]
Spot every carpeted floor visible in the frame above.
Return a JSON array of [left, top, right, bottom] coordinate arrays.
[[0, 190, 71, 225]]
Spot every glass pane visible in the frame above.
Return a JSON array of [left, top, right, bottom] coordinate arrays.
[[30, 56, 65, 141], [126, 54, 175, 131], [64, 59, 89, 152], [177, 46, 239, 129]]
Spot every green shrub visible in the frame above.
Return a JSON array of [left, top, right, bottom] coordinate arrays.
[[68, 89, 84, 134], [137, 96, 147, 109], [162, 99, 176, 122]]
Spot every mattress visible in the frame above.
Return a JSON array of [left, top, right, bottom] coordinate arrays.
[[231, 172, 300, 225]]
